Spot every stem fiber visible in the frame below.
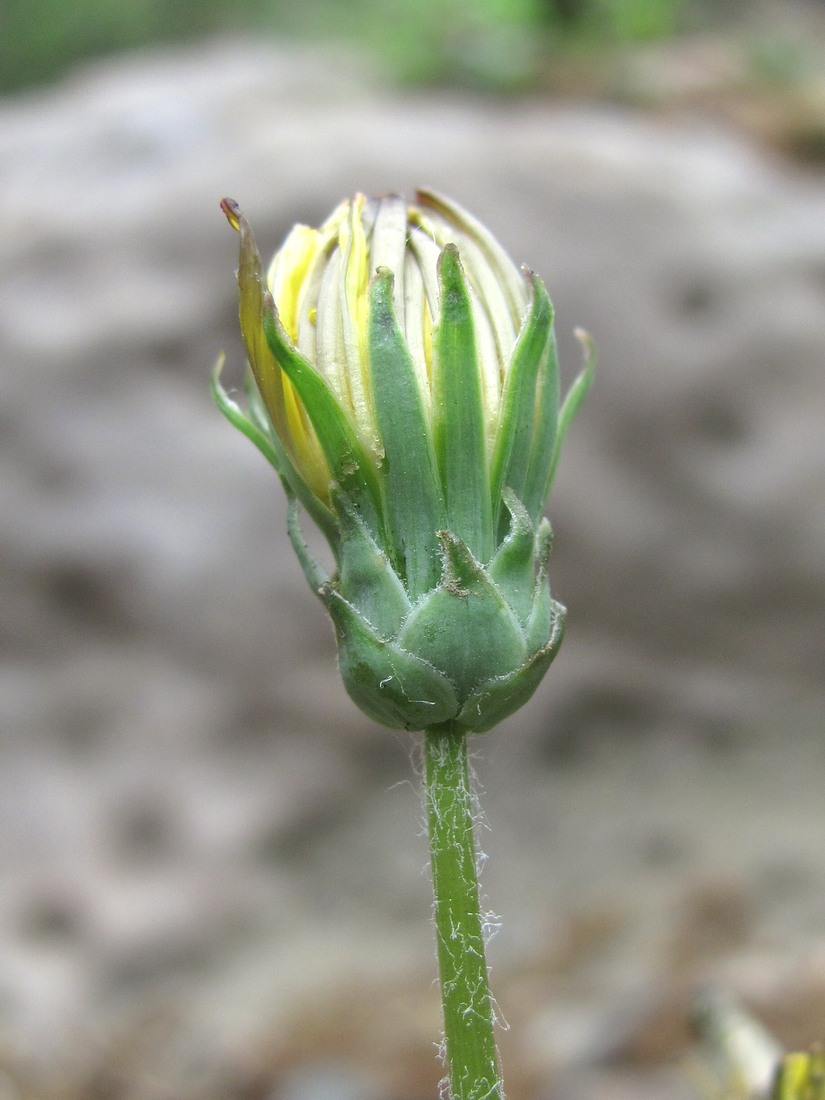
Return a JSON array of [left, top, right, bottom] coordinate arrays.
[[425, 722, 503, 1100]]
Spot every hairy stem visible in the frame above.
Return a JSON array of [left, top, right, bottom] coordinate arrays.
[[425, 722, 503, 1100]]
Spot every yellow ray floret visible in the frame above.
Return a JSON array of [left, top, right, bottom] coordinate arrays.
[[268, 224, 321, 343]]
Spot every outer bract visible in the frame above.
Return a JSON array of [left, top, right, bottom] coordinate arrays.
[[216, 191, 593, 731]]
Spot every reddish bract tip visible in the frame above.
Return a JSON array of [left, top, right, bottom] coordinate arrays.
[[220, 197, 241, 231]]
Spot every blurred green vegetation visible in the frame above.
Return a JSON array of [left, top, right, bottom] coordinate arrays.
[[0, 0, 709, 95]]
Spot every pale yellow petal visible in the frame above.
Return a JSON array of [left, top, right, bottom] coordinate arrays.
[[268, 224, 321, 342]]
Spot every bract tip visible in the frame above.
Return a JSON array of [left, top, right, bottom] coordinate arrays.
[[220, 198, 241, 232]]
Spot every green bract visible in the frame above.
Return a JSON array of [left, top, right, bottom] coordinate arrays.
[[216, 191, 593, 732]]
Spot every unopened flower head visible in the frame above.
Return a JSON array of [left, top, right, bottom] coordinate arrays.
[[216, 190, 592, 732]]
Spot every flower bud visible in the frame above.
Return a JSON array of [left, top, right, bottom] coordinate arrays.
[[215, 190, 592, 732]]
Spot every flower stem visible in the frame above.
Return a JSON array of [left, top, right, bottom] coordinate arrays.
[[424, 722, 503, 1100]]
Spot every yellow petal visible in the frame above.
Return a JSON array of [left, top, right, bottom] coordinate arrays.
[[268, 224, 321, 343]]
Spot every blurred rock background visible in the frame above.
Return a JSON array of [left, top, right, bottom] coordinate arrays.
[[2, 1, 825, 1097]]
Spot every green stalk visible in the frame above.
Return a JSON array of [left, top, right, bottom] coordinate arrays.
[[424, 722, 503, 1100]]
